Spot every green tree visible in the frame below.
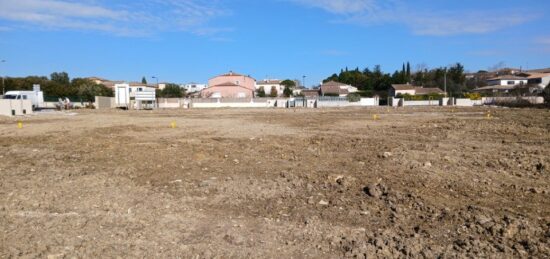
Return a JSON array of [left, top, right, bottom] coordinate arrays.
[[269, 86, 278, 97], [283, 86, 292, 97], [77, 81, 113, 103], [50, 72, 70, 85], [141, 77, 147, 84], [281, 79, 296, 88], [347, 92, 361, 102], [281, 79, 296, 97], [159, 83, 185, 98], [406, 62, 411, 81], [74, 78, 112, 99], [257, 86, 266, 97]]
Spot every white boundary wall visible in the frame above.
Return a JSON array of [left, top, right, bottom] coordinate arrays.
[[317, 97, 379, 108], [0, 99, 33, 116], [403, 100, 440, 106], [482, 97, 544, 105], [359, 98, 379, 106], [95, 96, 115, 109], [192, 102, 271, 108], [455, 98, 483, 106]]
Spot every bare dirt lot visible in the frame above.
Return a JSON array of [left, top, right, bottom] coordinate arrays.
[[1, 107, 549, 258]]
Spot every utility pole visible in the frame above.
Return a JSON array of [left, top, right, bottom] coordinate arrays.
[[444, 68, 447, 97], [1, 60, 5, 95]]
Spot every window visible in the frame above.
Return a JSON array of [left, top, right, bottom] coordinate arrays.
[[138, 88, 143, 91], [507, 81, 515, 85], [529, 78, 542, 84], [22, 95, 28, 100]]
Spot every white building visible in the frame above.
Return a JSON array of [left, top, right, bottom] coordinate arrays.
[[182, 83, 207, 93], [486, 76, 528, 86], [390, 84, 445, 97], [114, 83, 156, 109], [527, 73, 550, 89], [256, 79, 284, 96], [126, 82, 157, 95]]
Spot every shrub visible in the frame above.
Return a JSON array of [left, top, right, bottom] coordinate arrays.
[[463, 92, 482, 100], [399, 93, 445, 101], [257, 86, 266, 97], [269, 86, 278, 98], [347, 93, 361, 102]]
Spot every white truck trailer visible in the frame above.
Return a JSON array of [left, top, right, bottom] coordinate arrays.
[[114, 83, 156, 109], [3, 85, 45, 110]]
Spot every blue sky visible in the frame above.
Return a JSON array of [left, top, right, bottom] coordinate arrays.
[[0, 0, 549, 86]]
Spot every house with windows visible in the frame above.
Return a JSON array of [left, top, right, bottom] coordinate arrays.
[[319, 81, 358, 97], [256, 79, 284, 96], [486, 76, 528, 86], [390, 84, 445, 97], [182, 83, 207, 93], [526, 73, 550, 89], [201, 71, 256, 98], [126, 82, 157, 95]]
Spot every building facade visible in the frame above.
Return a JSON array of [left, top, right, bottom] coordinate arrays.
[[201, 82, 254, 99], [486, 76, 528, 86], [390, 84, 445, 97], [208, 71, 256, 91], [182, 83, 207, 93], [320, 81, 358, 97], [256, 79, 284, 96]]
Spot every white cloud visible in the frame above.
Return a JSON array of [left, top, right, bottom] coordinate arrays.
[[536, 37, 550, 45], [0, 0, 230, 37], [406, 12, 531, 36], [291, 0, 378, 14], [289, 0, 535, 36]]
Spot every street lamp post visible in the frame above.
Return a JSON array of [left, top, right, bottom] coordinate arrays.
[[302, 75, 306, 88], [151, 76, 159, 87]]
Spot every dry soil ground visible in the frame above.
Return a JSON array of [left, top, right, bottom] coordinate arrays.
[[0, 107, 549, 258]]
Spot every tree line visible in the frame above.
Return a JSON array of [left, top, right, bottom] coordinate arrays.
[[323, 62, 469, 96], [2, 72, 113, 101], [1, 72, 187, 99]]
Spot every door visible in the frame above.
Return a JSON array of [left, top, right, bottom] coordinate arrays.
[[116, 87, 128, 106]]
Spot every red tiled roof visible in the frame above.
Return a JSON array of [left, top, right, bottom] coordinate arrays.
[[320, 81, 349, 95], [415, 87, 445, 95], [487, 75, 527, 81], [212, 81, 240, 87], [257, 80, 282, 85], [391, 84, 415, 90], [219, 71, 243, 77], [301, 89, 319, 97]]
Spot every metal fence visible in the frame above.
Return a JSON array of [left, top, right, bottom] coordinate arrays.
[[317, 96, 349, 102], [191, 98, 280, 103]]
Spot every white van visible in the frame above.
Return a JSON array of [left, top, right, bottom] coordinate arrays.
[[3, 90, 44, 110]]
